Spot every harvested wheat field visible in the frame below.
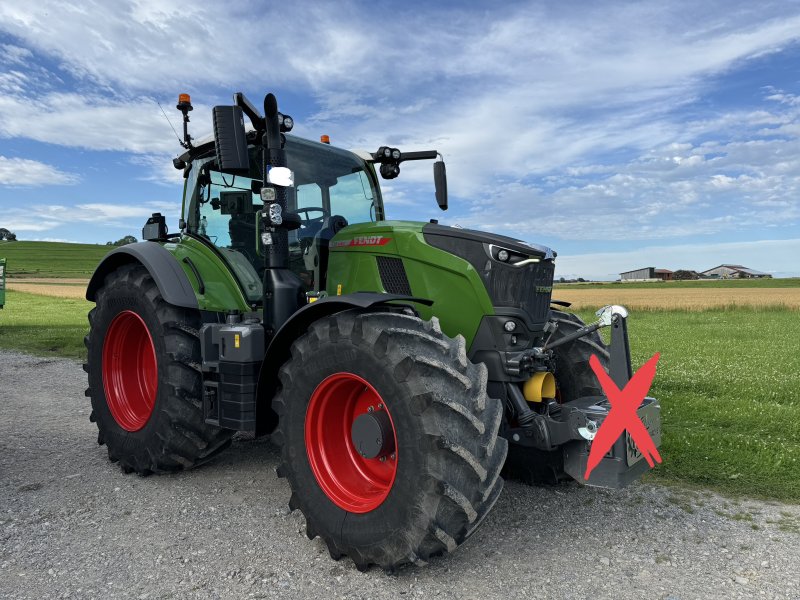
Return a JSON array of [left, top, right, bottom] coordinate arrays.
[[6, 280, 89, 299], [553, 286, 800, 310], [9, 277, 91, 284]]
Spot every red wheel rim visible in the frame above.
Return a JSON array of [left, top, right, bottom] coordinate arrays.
[[102, 310, 158, 432], [305, 373, 398, 513]]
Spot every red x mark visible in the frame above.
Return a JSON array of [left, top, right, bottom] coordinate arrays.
[[585, 352, 662, 480]]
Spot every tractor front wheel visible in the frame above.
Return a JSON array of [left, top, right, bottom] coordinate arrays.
[[273, 310, 507, 571], [84, 264, 232, 474]]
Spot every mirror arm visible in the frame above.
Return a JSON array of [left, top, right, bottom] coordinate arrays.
[[234, 92, 265, 132], [397, 150, 438, 162]]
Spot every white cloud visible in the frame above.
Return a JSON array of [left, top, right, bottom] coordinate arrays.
[[0, 156, 79, 186], [129, 153, 184, 186], [2, 5, 798, 164], [440, 103, 800, 242], [2, 201, 177, 233], [1, 1, 800, 250], [73, 202, 175, 221], [26, 237, 84, 243], [0, 92, 196, 154], [0, 69, 28, 94], [0, 43, 32, 65]]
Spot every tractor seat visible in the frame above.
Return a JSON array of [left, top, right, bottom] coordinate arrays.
[[228, 213, 259, 266]]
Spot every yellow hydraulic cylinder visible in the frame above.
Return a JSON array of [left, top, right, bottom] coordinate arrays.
[[523, 372, 556, 403]]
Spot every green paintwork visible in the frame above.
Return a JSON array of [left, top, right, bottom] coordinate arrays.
[[325, 221, 494, 346], [159, 219, 495, 347], [163, 236, 251, 313]]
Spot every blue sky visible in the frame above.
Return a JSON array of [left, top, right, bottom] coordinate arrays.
[[1, 1, 799, 279]]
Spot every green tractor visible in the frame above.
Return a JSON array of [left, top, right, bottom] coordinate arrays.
[[84, 91, 660, 571]]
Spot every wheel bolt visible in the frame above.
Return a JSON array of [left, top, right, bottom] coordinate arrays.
[[367, 406, 374, 412], [379, 456, 386, 462], [377, 403, 383, 410]]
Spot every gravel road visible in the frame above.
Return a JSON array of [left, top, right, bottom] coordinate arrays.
[[1, 350, 798, 599]]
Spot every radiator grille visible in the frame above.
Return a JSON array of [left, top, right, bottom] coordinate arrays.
[[484, 260, 554, 322], [376, 256, 412, 296]]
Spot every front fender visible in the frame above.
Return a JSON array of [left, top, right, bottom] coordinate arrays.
[[255, 292, 432, 435]]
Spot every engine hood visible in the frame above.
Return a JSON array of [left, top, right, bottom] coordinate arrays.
[[423, 222, 555, 325], [422, 223, 555, 260]]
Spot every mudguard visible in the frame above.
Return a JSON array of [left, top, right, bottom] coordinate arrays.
[[255, 292, 433, 435], [85, 242, 198, 308]]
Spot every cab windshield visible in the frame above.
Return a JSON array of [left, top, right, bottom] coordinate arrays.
[[184, 136, 382, 301]]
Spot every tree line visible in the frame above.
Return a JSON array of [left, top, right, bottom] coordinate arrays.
[[0, 229, 138, 245]]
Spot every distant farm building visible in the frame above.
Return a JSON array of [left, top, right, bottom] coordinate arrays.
[[672, 270, 701, 280], [654, 269, 673, 281], [701, 264, 772, 279], [620, 267, 673, 281]]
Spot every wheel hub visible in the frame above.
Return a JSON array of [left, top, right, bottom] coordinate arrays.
[[304, 372, 398, 513], [351, 410, 395, 459]]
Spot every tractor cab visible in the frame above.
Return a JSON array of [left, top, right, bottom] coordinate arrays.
[[182, 135, 383, 301]]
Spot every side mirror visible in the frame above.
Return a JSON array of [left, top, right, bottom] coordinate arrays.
[[434, 160, 448, 211], [212, 105, 249, 174]]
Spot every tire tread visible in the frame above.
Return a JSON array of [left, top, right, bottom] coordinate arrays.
[[273, 310, 507, 571]]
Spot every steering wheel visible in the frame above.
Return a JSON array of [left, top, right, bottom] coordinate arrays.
[[296, 207, 329, 239]]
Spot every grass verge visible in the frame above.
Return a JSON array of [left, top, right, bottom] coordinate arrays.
[[0, 290, 91, 360]]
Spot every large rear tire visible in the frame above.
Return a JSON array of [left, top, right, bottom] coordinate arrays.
[[84, 264, 232, 474], [273, 310, 507, 571], [502, 309, 610, 484]]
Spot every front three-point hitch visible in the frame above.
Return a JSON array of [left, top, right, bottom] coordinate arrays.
[[504, 305, 634, 448]]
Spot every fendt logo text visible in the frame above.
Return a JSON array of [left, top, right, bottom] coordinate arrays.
[[330, 236, 391, 248]]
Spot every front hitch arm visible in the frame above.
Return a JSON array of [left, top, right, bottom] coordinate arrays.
[[544, 304, 632, 387]]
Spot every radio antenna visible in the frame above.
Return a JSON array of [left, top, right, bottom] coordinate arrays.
[[157, 100, 183, 147]]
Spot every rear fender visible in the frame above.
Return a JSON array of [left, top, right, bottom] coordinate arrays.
[[255, 292, 432, 435]]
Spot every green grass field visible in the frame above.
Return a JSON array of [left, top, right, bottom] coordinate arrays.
[[558, 278, 800, 289], [0, 240, 113, 278], [1, 288, 798, 502], [0, 290, 91, 359], [576, 307, 799, 502]]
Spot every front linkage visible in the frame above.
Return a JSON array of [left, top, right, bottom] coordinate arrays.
[[503, 304, 661, 488]]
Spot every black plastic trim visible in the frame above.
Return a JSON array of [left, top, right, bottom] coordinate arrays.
[[550, 299, 572, 308], [376, 256, 412, 295], [423, 222, 554, 258], [182, 257, 205, 295], [85, 242, 198, 309]]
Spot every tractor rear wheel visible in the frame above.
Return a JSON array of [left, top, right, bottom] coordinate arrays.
[[502, 309, 610, 484], [84, 264, 232, 474], [273, 310, 507, 571]]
